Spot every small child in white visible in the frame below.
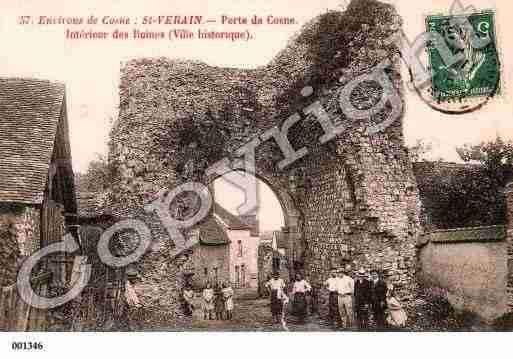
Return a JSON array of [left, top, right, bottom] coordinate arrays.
[[278, 288, 290, 331]]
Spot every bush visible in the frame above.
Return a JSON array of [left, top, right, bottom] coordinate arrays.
[[493, 312, 513, 331]]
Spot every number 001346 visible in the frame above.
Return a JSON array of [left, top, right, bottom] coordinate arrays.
[[11, 342, 44, 350]]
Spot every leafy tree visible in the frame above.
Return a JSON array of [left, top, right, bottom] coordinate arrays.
[[456, 136, 513, 187], [440, 135, 513, 227], [416, 136, 513, 229], [75, 153, 112, 193], [429, 166, 498, 228]]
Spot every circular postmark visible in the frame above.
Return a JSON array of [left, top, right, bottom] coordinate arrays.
[[410, 10, 501, 114]]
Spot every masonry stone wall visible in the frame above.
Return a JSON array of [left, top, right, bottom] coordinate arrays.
[[301, 129, 420, 314], [505, 182, 513, 310], [123, 215, 194, 328], [418, 227, 508, 321], [108, 0, 422, 327], [0, 203, 40, 287]]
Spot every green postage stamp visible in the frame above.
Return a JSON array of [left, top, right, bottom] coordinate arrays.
[[425, 10, 500, 101]]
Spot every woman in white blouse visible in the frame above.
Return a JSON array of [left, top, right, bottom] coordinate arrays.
[[292, 273, 312, 323]]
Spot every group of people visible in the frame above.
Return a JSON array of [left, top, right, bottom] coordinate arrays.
[[325, 265, 407, 330], [265, 272, 313, 325], [183, 267, 407, 330], [264, 266, 407, 330], [182, 282, 234, 320]]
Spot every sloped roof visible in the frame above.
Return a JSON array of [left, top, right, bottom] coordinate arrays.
[[213, 202, 250, 230], [195, 216, 230, 246], [0, 78, 68, 205]]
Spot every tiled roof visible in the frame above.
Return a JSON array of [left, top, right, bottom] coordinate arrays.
[[194, 216, 230, 246], [0, 78, 66, 205], [213, 202, 250, 230]]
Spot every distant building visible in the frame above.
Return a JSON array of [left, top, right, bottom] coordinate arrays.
[[186, 216, 231, 289], [213, 203, 259, 289]]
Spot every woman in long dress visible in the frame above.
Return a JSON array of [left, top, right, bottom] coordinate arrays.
[[292, 273, 312, 323], [292, 273, 311, 323], [214, 284, 226, 320], [222, 283, 234, 320], [385, 287, 407, 328], [202, 282, 215, 320]]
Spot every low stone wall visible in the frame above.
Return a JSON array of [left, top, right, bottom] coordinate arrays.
[[504, 183, 513, 312], [417, 225, 508, 321]]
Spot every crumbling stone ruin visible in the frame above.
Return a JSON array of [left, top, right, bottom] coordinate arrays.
[[108, 0, 422, 326]]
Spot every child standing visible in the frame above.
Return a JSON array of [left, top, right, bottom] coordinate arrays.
[[222, 283, 234, 320], [202, 282, 215, 320], [214, 284, 226, 320]]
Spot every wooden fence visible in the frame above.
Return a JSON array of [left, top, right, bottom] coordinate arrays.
[[0, 272, 52, 331]]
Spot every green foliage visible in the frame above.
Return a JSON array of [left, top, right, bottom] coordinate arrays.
[[294, 0, 397, 85], [75, 153, 113, 193], [456, 135, 513, 187], [435, 166, 501, 227], [417, 136, 512, 229], [153, 108, 232, 181], [493, 312, 513, 331]]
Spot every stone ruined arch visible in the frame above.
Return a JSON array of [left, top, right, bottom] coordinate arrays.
[[109, 0, 423, 326]]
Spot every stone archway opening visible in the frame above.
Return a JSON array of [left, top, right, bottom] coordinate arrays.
[[208, 170, 304, 291], [213, 170, 285, 233]]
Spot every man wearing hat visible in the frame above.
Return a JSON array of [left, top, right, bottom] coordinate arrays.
[[324, 268, 341, 328], [354, 268, 371, 329], [369, 269, 387, 329], [336, 264, 355, 328]]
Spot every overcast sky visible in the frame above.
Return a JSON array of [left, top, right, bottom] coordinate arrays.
[[1, 0, 512, 230]]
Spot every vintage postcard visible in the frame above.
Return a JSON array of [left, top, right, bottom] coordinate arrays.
[[0, 0, 512, 357]]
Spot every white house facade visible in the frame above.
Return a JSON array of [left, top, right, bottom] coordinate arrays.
[[213, 203, 260, 289]]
